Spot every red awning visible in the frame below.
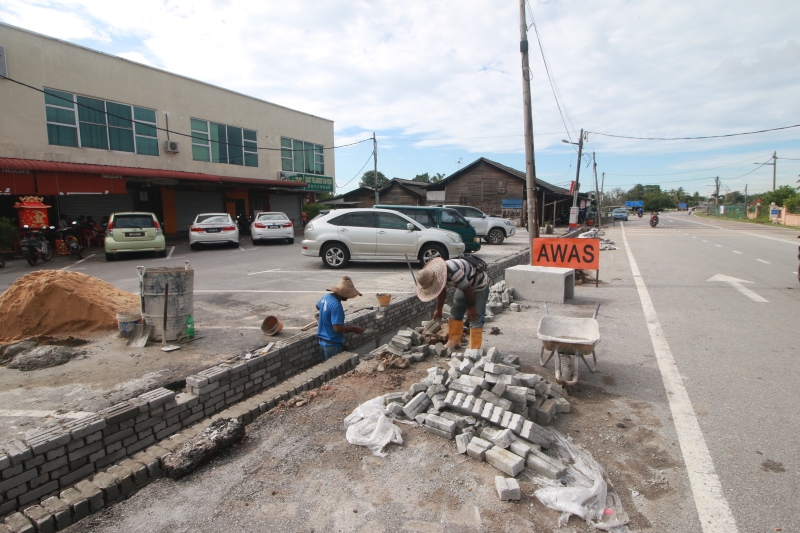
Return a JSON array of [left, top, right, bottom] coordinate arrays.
[[35, 172, 129, 195], [0, 158, 307, 188], [0, 173, 37, 195]]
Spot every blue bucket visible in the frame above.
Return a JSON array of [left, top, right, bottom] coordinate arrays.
[[116, 310, 142, 338]]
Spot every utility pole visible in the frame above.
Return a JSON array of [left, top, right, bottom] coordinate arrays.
[[714, 176, 720, 209], [592, 151, 600, 228], [519, 0, 538, 238], [744, 184, 748, 219], [772, 151, 777, 192], [373, 132, 379, 205]]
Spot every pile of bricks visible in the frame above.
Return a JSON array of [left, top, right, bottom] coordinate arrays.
[[486, 281, 520, 321], [379, 345, 570, 501]]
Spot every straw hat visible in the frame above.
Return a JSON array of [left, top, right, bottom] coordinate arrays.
[[416, 257, 447, 302], [327, 276, 362, 298]]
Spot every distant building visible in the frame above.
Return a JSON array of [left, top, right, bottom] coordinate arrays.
[[0, 23, 335, 232]]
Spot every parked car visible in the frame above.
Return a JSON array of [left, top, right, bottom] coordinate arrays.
[[301, 208, 465, 269], [612, 208, 629, 221], [189, 213, 239, 250], [373, 205, 481, 252], [251, 212, 294, 244], [104, 212, 166, 261], [442, 205, 516, 244]]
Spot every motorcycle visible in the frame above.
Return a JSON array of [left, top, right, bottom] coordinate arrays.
[[19, 225, 54, 266], [650, 214, 659, 228], [56, 222, 84, 259], [236, 213, 253, 235], [637, 211, 643, 218]]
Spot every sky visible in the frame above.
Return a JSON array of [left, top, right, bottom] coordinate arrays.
[[1, 0, 799, 198]]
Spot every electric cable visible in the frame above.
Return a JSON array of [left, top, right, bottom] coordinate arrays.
[[336, 150, 374, 189], [587, 124, 800, 141], [1, 74, 371, 152], [604, 154, 772, 177]]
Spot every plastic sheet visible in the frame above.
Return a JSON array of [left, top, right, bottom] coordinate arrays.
[[533, 429, 630, 531], [344, 395, 404, 457]]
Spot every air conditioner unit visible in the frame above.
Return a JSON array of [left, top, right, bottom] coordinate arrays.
[[164, 140, 181, 153]]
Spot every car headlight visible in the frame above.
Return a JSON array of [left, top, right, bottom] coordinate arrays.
[[305, 223, 314, 231], [503, 220, 515, 226], [446, 232, 462, 243]]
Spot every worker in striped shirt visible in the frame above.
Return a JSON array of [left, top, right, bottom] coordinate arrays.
[[416, 257, 489, 349]]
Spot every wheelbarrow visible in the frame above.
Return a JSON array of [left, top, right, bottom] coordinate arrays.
[[536, 302, 600, 387]]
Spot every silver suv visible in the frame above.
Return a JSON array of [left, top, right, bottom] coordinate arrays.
[[301, 208, 465, 268], [443, 205, 517, 244]]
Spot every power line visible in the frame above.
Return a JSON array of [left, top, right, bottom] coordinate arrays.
[[1, 74, 371, 152], [336, 150, 374, 189], [383, 132, 567, 142], [587, 123, 800, 141], [604, 154, 771, 177]]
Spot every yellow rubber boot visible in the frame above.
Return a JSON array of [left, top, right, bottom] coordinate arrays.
[[444, 319, 464, 349], [469, 327, 483, 349]]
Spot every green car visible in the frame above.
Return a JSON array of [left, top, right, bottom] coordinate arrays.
[[374, 205, 481, 252], [104, 212, 167, 261]]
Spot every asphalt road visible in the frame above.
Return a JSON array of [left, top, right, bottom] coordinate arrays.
[[622, 212, 798, 533]]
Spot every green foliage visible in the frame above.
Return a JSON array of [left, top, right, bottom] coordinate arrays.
[[301, 203, 327, 221], [0, 217, 18, 251], [784, 195, 800, 213], [359, 170, 389, 189], [756, 185, 798, 208], [626, 184, 676, 211], [412, 172, 445, 184]]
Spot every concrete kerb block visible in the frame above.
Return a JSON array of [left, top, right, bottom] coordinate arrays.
[[495, 477, 521, 501], [505, 265, 575, 304], [74, 479, 104, 513], [485, 447, 525, 477], [58, 488, 89, 521], [3, 513, 34, 533], [22, 505, 54, 533], [40, 496, 71, 530]]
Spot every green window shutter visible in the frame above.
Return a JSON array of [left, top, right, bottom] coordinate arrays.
[[192, 144, 210, 162], [293, 140, 304, 173], [79, 122, 108, 149], [77, 96, 107, 124], [134, 122, 157, 137], [281, 158, 294, 171], [244, 152, 258, 167], [47, 124, 79, 147], [243, 129, 257, 141], [133, 107, 157, 123], [280, 137, 291, 148], [227, 126, 244, 165], [44, 89, 74, 108], [46, 106, 76, 125], [135, 136, 159, 156], [106, 102, 132, 128], [210, 123, 227, 163], [109, 127, 135, 152], [190, 118, 208, 132]]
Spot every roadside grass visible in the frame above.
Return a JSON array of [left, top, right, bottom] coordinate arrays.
[[695, 213, 800, 231]]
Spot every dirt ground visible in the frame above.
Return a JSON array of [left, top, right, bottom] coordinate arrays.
[[63, 352, 686, 533]]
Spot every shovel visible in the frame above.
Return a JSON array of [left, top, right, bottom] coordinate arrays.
[[126, 324, 153, 348], [160, 283, 181, 352]]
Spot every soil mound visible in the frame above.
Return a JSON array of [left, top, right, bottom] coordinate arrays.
[[0, 270, 139, 343]]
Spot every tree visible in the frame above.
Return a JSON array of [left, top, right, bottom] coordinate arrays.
[[605, 187, 627, 206], [757, 185, 797, 208], [359, 170, 389, 189], [412, 173, 431, 183], [431, 172, 445, 184]]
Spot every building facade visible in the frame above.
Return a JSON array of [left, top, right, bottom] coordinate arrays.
[[0, 23, 335, 233]]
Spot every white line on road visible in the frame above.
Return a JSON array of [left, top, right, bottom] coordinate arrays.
[[702, 240, 708, 242], [707, 274, 768, 303], [715, 244, 722, 248], [732, 251, 742, 254], [60, 253, 96, 271], [621, 222, 738, 533], [669, 216, 797, 245], [167, 246, 175, 259], [246, 268, 281, 275], [0, 409, 94, 419], [756, 259, 770, 264]]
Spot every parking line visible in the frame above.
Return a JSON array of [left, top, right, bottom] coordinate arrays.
[[167, 246, 175, 259], [621, 223, 738, 533], [756, 259, 770, 264], [60, 253, 96, 271], [732, 251, 742, 254], [715, 244, 722, 248], [702, 240, 708, 242], [247, 269, 280, 275]]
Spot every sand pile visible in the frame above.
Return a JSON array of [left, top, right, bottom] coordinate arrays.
[[0, 270, 139, 343]]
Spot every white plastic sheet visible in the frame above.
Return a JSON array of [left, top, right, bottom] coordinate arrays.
[[533, 430, 629, 531], [344, 395, 403, 457]]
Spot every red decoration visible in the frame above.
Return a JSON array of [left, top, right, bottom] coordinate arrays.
[[13, 196, 51, 229]]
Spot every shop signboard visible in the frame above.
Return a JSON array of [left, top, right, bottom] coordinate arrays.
[[279, 172, 334, 193]]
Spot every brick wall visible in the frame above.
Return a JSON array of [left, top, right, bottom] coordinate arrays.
[[0, 248, 530, 519]]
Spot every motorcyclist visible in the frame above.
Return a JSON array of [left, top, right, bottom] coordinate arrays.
[[637, 207, 643, 217]]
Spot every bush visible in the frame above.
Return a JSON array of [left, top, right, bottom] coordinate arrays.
[[784, 195, 800, 214], [0, 217, 18, 251], [302, 203, 327, 221]]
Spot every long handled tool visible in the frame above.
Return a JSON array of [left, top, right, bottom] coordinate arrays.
[[405, 254, 432, 321], [160, 283, 181, 352]]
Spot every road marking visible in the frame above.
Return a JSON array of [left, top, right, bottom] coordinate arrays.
[[167, 246, 175, 259], [702, 240, 708, 242], [707, 274, 768, 303], [756, 259, 770, 264], [715, 244, 722, 248], [60, 253, 96, 271], [247, 268, 281, 275], [732, 250, 742, 254], [669, 216, 797, 245], [0, 409, 94, 419], [621, 223, 739, 533], [238, 247, 249, 251], [152, 255, 186, 262]]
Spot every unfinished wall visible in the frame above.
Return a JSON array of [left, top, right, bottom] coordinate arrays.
[[0, 249, 531, 519]]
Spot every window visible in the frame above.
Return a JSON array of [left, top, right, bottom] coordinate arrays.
[[497, 180, 508, 194], [377, 213, 410, 230], [405, 209, 436, 227], [463, 207, 484, 218], [442, 209, 468, 226], [342, 212, 375, 228], [191, 119, 257, 167], [112, 214, 156, 228], [281, 137, 324, 175], [44, 89, 158, 155]]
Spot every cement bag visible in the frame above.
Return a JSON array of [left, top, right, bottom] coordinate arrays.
[[533, 430, 629, 531], [344, 395, 403, 457]]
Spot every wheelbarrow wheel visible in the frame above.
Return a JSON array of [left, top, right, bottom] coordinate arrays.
[[559, 353, 574, 383]]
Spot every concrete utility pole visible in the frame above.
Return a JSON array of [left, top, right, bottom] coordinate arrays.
[[373, 132, 379, 205], [714, 176, 720, 209], [592, 151, 600, 228], [519, 0, 539, 238], [562, 129, 585, 229], [772, 151, 777, 192]]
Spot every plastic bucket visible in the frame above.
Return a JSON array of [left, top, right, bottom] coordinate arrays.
[[376, 293, 391, 307], [116, 309, 142, 338], [261, 315, 283, 336]]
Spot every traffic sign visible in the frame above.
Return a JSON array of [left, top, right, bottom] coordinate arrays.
[[532, 238, 600, 270], [625, 200, 644, 207]]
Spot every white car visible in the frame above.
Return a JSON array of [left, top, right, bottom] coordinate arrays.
[[443, 205, 517, 244], [189, 213, 239, 250], [251, 212, 294, 244], [301, 208, 465, 268]]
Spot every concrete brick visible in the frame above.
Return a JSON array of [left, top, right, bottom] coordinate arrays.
[[503, 385, 529, 404], [554, 397, 571, 413], [67, 441, 103, 463], [423, 425, 454, 440], [508, 439, 531, 459], [64, 416, 107, 440], [119, 460, 148, 487], [485, 346, 501, 363], [97, 402, 139, 425], [455, 433, 472, 454], [4, 441, 32, 465], [479, 390, 512, 411], [471, 398, 485, 417], [58, 488, 89, 521], [94, 448, 127, 470], [480, 402, 494, 421], [526, 449, 566, 479], [19, 480, 58, 506], [536, 399, 556, 426], [40, 496, 71, 530], [424, 414, 456, 437], [485, 447, 525, 477], [22, 505, 55, 533], [484, 373, 518, 386], [0, 499, 18, 518], [131, 452, 163, 479], [516, 373, 541, 387], [0, 454, 9, 470], [500, 410, 513, 429], [90, 472, 120, 502], [484, 362, 516, 375], [107, 465, 136, 495], [465, 437, 493, 461], [24, 430, 71, 457], [508, 413, 524, 435], [4, 512, 34, 533], [74, 479, 104, 512], [0, 469, 37, 493], [58, 463, 95, 488], [480, 427, 515, 449], [519, 420, 553, 449], [490, 406, 505, 425], [447, 380, 480, 396], [402, 392, 431, 419], [495, 477, 521, 501]]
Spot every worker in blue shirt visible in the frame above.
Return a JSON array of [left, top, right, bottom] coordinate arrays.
[[316, 276, 364, 360]]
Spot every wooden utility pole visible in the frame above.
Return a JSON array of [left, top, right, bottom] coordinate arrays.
[[519, 0, 539, 238], [373, 132, 379, 205], [714, 176, 720, 209], [592, 151, 600, 228], [772, 151, 777, 192]]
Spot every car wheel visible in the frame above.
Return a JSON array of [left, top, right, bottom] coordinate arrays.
[[105, 253, 115, 262], [158, 249, 167, 258], [419, 244, 448, 266], [487, 228, 505, 245], [190, 243, 200, 251], [322, 243, 349, 269], [287, 238, 294, 245]]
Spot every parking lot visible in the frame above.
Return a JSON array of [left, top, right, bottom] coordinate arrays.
[[0, 229, 531, 445]]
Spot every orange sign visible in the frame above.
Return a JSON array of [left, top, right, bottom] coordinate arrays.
[[532, 238, 600, 270]]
